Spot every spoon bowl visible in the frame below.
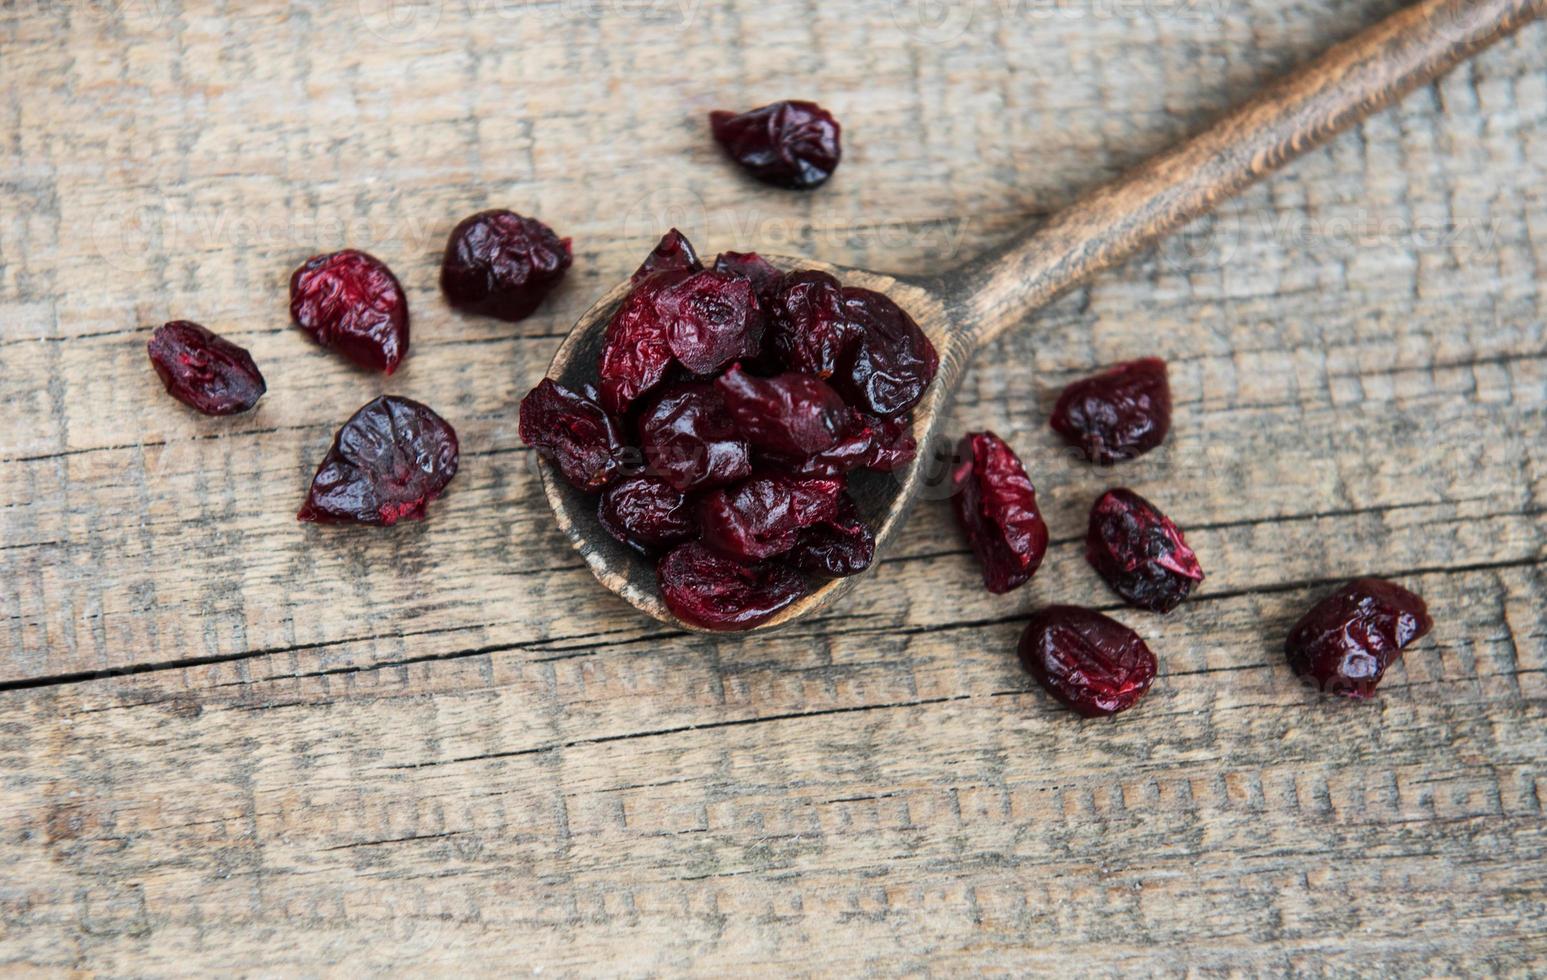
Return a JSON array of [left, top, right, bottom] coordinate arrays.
[[535, 0, 1539, 632], [538, 255, 961, 632]]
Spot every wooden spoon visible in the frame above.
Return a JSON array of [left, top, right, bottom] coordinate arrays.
[[539, 0, 1543, 633]]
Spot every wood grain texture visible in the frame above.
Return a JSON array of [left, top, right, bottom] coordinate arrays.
[[0, 0, 1543, 973]]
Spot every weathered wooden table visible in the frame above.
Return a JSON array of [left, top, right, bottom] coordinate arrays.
[[2, 0, 1543, 973]]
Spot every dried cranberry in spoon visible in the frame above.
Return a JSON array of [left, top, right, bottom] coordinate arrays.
[[657, 542, 807, 631]]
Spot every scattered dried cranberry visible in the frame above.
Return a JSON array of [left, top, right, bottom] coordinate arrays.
[[716, 363, 848, 457], [1020, 606, 1157, 717], [1285, 578, 1432, 699], [598, 269, 763, 412], [708, 100, 842, 190], [519, 379, 628, 491], [764, 270, 853, 378], [298, 396, 458, 526], [598, 476, 696, 552], [658, 542, 807, 630], [699, 474, 843, 560], [146, 321, 266, 416], [836, 287, 938, 418], [952, 432, 1048, 594], [289, 249, 409, 374], [632, 228, 702, 283], [637, 383, 752, 492], [713, 251, 783, 300], [785, 493, 874, 577], [1050, 358, 1171, 464], [1086, 488, 1204, 612], [440, 209, 571, 322]]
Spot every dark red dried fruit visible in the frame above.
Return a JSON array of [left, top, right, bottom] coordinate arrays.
[[785, 493, 875, 577], [440, 209, 572, 322], [952, 432, 1048, 594], [713, 251, 783, 300], [658, 542, 807, 630], [1020, 606, 1158, 717], [289, 249, 409, 374], [708, 100, 842, 190], [715, 363, 848, 457], [598, 476, 696, 552], [632, 228, 702, 284], [1086, 488, 1204, 613], [699, 474, 843, 560], [519, 379, 627, 491], [1285, 578, 1432, 699], [146, 321, 266, 416], [837, 287, 939, 419], [1050, 358, 1171, 465], [298, 396, 458, 526], [598, 269, 763, 413], [768, 412, 916, 477], [637, 383, 752, 492], [764, 270, 853, 378]]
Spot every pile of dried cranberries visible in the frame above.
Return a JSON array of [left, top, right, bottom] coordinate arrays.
[[520, 228, 936, 630]]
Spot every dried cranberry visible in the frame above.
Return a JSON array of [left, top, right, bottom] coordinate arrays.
[[146, 321, 266, 416], [715, 363, 848, 457], [660, 269, 763, 375], [699, 474, 843, 560], [768, 412, 916, 477], [713, 251, 783, 300], [837, 287, 938, 419], [1050, 358, 1171, 464], [709, 100, 842, 190], [952, 432, 1048, 594], [598, 271, 679, 414], [764, 270, 854, 378], [1086, 488, 1204, 613], [598, 476, 696, 552], [298, 396, 458, 526], [785, 493, 874, 577], [632, 228, 702, 283], [1020, 606, 1157, 717], [289, 249, 409, 374], [637, 383, 752, 492], [658, 542, 807, 630], [598, 269, 762, 412], [519, 379, 627, 491], [440, 209, 571, 322], [1285, 578, 1432, 699]]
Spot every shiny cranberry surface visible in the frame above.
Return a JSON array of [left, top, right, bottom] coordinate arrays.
[[298, 396, 458, 526], [715, 363, 848, 457], [1285, 578, 1432, 699], [1086, 488, 1204, 612], [637, 383, 752, 492], [708, 100, 842, 190], [952, 432, 1048, 594], [785, 493, 875, 577], [146, 321, 265, 416], [289, 249, 409, 374], [658, 542, 807, 630], [632, 228, 702, 283], [440, 209, 571, 322], [518, 379, 628, 491], [1020, 606, 1157, 717], [1050, 357, 1171, 464], [698, 474, 843, 560], [598, 476, 696, 552]]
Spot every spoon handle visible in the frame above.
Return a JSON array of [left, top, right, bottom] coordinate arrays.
[[946, 0, 1543, 350]]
